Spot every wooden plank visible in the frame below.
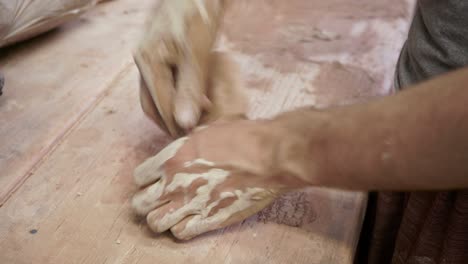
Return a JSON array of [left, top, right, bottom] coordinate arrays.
[[0, 0, 152, 204], [0, 0, 414, 263], [0, 66, 366, 264]]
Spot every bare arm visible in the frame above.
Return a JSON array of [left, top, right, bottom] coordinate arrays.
[[274, 67, 468, 190], [131, 67, 468, 240]]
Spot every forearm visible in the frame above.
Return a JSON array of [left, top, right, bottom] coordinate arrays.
[[273, 67, 468, 190]]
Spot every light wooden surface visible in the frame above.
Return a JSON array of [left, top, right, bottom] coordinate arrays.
[[0, 0, 414, 263]]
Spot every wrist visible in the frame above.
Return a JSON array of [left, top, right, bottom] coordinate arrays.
[[265, 108, 335, 188]]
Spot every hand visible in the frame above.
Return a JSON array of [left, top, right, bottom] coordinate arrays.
[[131, 120, 295, 240], [135, 0, 225, 136]]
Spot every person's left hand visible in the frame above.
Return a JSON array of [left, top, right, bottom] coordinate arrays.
[[131, 119, 293, 240], [135, 0, 226, 137]]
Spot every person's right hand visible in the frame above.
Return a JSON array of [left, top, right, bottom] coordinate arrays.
[[132, 119, 298, 240], [135, 0, 225, 137]]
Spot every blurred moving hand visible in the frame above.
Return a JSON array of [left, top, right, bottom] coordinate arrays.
[[135, 0, 227, 137]]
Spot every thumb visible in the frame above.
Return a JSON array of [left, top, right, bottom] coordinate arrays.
[[174, 61, 211, 130]]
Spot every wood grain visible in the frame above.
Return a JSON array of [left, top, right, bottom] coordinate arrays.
[[0, 0, 149, 205], [0, 0, 415, 263]]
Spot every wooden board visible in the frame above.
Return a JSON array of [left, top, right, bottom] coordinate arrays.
[[0, 0, 148, 204], [0, 0, 414, 263]]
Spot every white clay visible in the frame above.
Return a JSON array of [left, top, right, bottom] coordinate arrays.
[[132, 177, 167, 215], [183, 158, 215, 168], [134, 137, 187, 187], [203, 191, 237, 214], [150, 168, 230, 232], [175, 187, 270, 239]]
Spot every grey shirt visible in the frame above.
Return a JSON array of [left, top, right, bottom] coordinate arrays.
[[395, 0, 468, 89]]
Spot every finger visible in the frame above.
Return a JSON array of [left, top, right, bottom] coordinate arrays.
[[170, 214, 198, 240], [146, 166, 231, 233], [132, 180, 169, 215], [147, 201, 197, 233], [171, 188, 278, 240], [173, 59, 208, 130], [173, 0, 222, 130], [139, 77, 170, 134], [134, 47, 182, 138], [134, 137, 188, 187]]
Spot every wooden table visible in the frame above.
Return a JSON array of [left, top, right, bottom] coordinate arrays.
[[0, 0, 414, 263]]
